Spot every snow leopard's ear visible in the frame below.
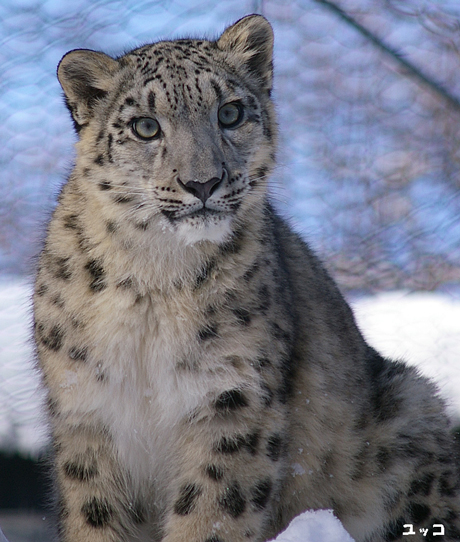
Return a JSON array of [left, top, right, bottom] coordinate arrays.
[[57, 49, 119, 132], [217, 15, 274, 93]]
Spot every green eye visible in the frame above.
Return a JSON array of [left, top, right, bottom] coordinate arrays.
[[218, 103, 244, 128], [132, 117, 161, 139]]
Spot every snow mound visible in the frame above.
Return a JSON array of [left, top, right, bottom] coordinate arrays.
[[273, 510, 354, 542]]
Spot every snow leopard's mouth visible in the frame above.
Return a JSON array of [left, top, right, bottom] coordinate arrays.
[[186, 207, 227, 219], [161, 206, 232, 222]]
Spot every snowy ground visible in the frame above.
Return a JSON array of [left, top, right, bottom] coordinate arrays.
[[0, 510, 356, 542], [0, 278, 459, 541]]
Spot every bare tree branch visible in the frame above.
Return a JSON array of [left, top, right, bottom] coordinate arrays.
[[312, 0, 460, 113]]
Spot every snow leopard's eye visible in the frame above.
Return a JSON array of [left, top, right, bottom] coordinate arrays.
[[218, 102, 244, 129], [132, 117, 161, 140]]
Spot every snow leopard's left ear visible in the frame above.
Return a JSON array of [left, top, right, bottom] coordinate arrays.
[[217, 14, 274, 93]]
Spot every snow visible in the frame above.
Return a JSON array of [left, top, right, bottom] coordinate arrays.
[[0, 278, 47, 454], [351, 291, 460, 422], [1, 278, 459, 540], [0, 511, 359, 542], [272, 510, 354, 542]]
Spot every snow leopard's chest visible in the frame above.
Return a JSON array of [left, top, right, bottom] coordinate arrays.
[[86, 291, 258, 492], [90, 297, 210, 478]]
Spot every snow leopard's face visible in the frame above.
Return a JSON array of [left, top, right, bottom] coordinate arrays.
[[58, 26, 276, 245]]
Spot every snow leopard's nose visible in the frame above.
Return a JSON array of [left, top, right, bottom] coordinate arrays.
[[178, 173, 224, 204]]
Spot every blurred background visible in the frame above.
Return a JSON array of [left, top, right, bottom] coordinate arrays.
[[1, 0, 459, 539]]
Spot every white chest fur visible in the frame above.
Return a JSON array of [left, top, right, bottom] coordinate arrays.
[[97, 302, 207, 482], [73, 291, 233, 497]]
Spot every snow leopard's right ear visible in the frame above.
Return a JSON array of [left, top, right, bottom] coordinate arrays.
[[57, 49, 119, 132]]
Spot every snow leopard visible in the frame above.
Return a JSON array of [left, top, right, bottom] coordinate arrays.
[[34, 14, 460, 542]]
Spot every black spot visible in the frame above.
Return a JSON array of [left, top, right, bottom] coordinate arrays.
[[205, 464, 224, 481], [376, 447, 391, 471], [69, 346, 88, 362], [198, 324, 218, 342], [161, 209, 177, 221], [255, 356, 271, 370], [63, 458, 98, 481], [409, 472, 435, 497], [351, 442, 373, 481], [52, 294, 65, 309], [215, 389, 248, 413], [232, 308, 251, 326], [278, 355, 296, 404], [174, 483, 202, 515], [113, 194, 134, 204], [98, 180, 112, 190], [39, 324, 64, 351], [125, 501, 146, 524], [94, 154, 104, 166], [205, 537, 224, 542], [372, 386, 402, 423], [242, 262, 259, 282], [244, 431, 260, 455], [219, 228, 245, 256], [409, 502, 431, 524], [96, 367, 107, 383], [255, 166, 269, 181], [383, 517, 405, 541], [116, 277, 134, 289], [256, 284, 271, 313], [219, 482, 246, 518], [266, 434, 283, 462], [82, 497, 113, 527], [210, 79, 223, 101], [250, 478, 272, 510], [46, 396, 59, 417], [205, 304, 216, 318], [271, 322, 291, 343], [395, 434, 435, 462], [148, 91, 155, 110], [63, 214, 79, 230], [106, 220, 117, 234], [215, 435, 246, 455], [36, 283, 48, 297], [107, 134, 113, 162], [194, 259, 216, 289], [125, 97, 135, 106], [439, 472, 457, 497], [261, 109, 272, 140], [134, 220, 150, 231], [52, 256, 72, 280], [85, 259, 106, 292], [261, 382, 274, 407]]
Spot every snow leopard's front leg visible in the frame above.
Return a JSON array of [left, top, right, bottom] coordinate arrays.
[[161, 387, 289, 542], [51, 422, 140, 542]]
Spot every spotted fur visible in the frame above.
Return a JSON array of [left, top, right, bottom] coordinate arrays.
[[34, 14, 460, 542]]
